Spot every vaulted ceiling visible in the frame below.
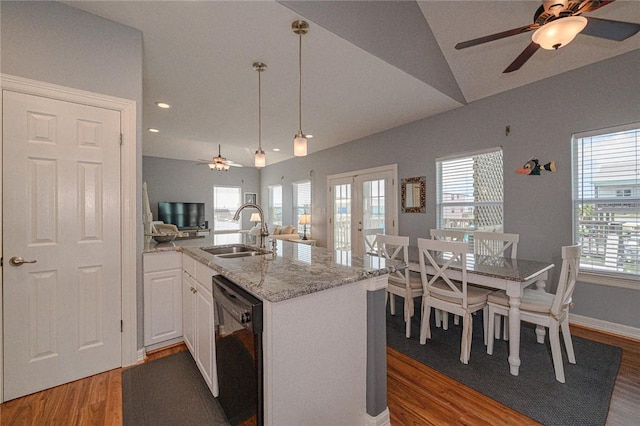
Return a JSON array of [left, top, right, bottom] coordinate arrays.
[[62, 1, 640, 167]]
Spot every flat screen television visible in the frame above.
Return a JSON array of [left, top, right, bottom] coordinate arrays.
[[157, 202, 206, 229]]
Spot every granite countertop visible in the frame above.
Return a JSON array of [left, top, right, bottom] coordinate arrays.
[[144, 237, 403, 303]]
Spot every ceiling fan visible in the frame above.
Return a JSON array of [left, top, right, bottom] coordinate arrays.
[[455, 0, 640, 73], [196, 144, 243, 171]]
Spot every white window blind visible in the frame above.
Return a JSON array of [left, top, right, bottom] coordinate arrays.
[[269, 185, 282, 226], [573, 125, 640, 278], [293, 180, 311, 234], [437, 148, 503, 234]]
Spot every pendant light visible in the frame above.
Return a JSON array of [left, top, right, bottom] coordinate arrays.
[[292, 20, 312, 156], [253, 62, 267, 168]]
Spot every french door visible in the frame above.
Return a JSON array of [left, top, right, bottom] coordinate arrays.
[[328, 165, 397, 256]]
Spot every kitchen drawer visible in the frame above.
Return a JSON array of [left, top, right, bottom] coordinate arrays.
[[196, 261, 216, 292], [144, 251, 182, 273], [182, 253, 197, 277]]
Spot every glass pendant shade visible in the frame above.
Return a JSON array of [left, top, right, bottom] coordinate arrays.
[[532, 16, 587, 50], [254, 149, 266, 168], [294, 134, 307, 156]]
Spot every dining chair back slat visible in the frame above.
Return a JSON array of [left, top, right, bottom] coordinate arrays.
[[473, 231, 519, 258], [364, 228, 385, 254]]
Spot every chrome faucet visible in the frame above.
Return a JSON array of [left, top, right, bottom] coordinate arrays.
[[232, 203, 269, 249]]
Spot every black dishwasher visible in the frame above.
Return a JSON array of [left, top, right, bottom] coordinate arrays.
[[213, 275, 263, 426]]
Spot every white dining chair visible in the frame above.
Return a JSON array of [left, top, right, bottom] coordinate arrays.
[[473, 231, 519, 258], [473, 231, 520, 342], [430, 228, 472, 329], [376, 234, 423, 338], [486, 244, 581, 383], [417, 238, 492, 364]]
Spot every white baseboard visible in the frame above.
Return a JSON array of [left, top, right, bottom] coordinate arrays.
[[364, 407, 391, 426], [136, 348, 146, 364], [570, 314, 640, 340]]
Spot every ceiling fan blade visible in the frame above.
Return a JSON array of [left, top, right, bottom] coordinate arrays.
[[228, 163, 243, 168], [582, 0, 616, 13], [581, 17, 640, 41], [455, 24, 537, 50], [503, 42, 541, 73]]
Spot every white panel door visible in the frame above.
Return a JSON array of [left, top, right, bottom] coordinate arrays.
[[2, 90, 122, 400]]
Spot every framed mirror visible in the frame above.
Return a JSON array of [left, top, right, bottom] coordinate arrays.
[[401, 176, 426, 213]]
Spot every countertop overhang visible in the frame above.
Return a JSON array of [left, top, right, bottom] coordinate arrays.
[[145, 237, 404, 302]]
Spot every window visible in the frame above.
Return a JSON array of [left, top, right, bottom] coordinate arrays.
[[293, 180, 311, 234], [573, 124, 639, 279], [213, 186, 242, 233], [269, 185, 282, 226], [437, 148, 503, 234]]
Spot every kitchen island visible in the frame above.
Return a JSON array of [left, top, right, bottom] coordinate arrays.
[[145, 238, 402, 426]]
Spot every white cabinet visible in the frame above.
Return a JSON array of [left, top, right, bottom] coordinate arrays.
[[182, 253, 218, 396], [143, 251, 183, 347], [182, 272, 196, 353]]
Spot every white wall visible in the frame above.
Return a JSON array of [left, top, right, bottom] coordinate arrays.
[[261, 48, 640, 328], [1, 1, 144, 345]]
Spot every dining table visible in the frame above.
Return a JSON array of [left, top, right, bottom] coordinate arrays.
[[406, 246, 555, 376]]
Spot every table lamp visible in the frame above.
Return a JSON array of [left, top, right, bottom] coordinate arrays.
[[299, 213, 311, 240], [250, 212, 261, 227]]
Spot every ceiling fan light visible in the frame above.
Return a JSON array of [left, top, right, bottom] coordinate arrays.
[[532, 16, 587, 50], [294, 133, 307, 156], [254, 149, 266, 168]]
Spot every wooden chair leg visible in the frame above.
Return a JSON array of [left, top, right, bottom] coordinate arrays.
[[419, 302, 431, 345], [561, 318, 576, 364], [389, 293, 396, 315], [405, 300, 412, 338], [482, 307, 488, 345], [487, 309, 496, 355], [435, 309, 442, 328], [549, 324, 566, 383], [503, 317, 509, 341]]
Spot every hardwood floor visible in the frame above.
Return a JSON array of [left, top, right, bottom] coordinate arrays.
[[1, 326, 638, 425]]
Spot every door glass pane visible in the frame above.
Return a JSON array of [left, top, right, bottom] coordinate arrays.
[[362, 179, 386, 254], [333, 183, 351, 250]]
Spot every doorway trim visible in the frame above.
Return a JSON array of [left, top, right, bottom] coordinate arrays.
[[0, 74, 138, 402]]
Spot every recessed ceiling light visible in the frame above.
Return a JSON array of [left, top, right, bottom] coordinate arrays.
[[155, 102, 171, 109], [273, 148, 280, 152], [148, 128, 160, 133]]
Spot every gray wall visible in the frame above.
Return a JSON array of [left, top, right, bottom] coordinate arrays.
[[1, 1, 144, 345], [143, 156, 261, 230], [261, 49, 640, 328]]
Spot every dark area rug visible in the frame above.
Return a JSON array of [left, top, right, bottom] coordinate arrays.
[[386, 297, 621, 426], [121, 350, 229, 426]]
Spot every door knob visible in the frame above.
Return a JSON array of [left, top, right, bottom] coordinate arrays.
[[9, 256, 37, 266]]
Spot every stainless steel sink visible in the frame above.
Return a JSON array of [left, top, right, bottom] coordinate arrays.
[[202, 244, 270, 258]]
